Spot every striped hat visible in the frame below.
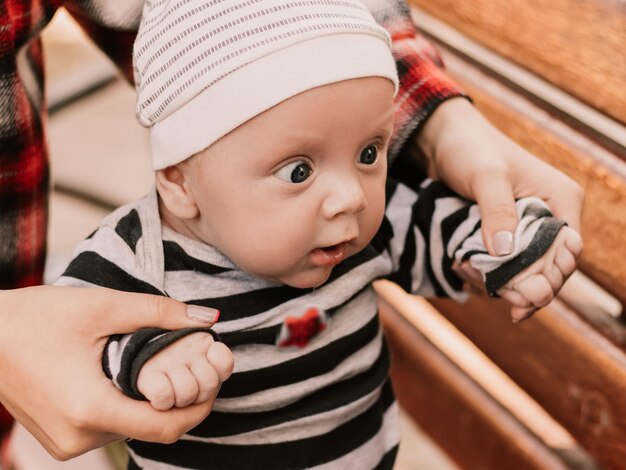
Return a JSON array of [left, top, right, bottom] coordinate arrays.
[[134, 0, 399, 170]]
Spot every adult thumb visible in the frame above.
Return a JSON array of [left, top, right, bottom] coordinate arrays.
[[88, 288, 220, 335], [474, 176, 519, 256]]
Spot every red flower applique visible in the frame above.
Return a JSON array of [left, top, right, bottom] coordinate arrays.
[[276, 307, 327, 348]]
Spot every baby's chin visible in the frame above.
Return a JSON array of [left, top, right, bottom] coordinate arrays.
[[288, 273, 332, 289], [255, 267, 335, 290]]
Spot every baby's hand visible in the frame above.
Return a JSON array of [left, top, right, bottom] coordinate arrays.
[[497, 226, 583, 322], [137, 333, 234, 410]]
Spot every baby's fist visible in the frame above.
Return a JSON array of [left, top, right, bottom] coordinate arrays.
[[498, 226, 583, 322], [137, 332, 234, 410]]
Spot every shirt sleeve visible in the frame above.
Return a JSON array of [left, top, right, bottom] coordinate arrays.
[[103, 327, 220, 400], [55, 208, 220, 400], [381, 179, 566, 300], [363, 0, 469, 160]]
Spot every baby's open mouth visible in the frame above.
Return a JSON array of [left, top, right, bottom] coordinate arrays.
[[320, 243, 343, 255], [310, 243, 347, 267]]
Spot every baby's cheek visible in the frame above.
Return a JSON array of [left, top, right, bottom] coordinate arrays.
[[364, 196, 386, 243], [229, 235, 301, 281]]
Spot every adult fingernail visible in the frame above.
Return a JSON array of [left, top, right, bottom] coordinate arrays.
[[493, 231, 514, 256], [187, 305, 220, 324]]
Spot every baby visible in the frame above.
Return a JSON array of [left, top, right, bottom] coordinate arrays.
[[57, 1, 581, 469]]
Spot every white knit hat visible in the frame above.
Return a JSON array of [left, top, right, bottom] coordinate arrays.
[[134, 0, 399, 170]]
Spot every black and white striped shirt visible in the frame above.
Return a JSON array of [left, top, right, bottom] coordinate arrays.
[[57, 179, 562, 469]]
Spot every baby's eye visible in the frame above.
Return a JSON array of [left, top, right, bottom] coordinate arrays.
[[359, 145, 378, 165], [275, 160, 312, 183]]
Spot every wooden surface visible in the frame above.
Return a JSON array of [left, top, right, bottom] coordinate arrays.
[[409, 0, 626, 124], [439, 52, 626, 468], [428, 297, 626, 470], [379, 300, 570, 469], [440, 53, 626, 315], [386, 4, 626, 469]]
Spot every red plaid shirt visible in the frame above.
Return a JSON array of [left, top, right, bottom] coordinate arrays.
[[0, 0, 463, 431]]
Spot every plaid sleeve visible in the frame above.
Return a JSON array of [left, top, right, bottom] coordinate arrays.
[[0, 1, 55, 288], [366, 0, 469, 160], [0, 0, 140, 291]]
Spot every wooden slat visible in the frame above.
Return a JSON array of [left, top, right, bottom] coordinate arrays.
[[379, 299, 569, 469], [428, 296, 626, 470], [409, 0, 626, 124], [438, 49, 626, 314]]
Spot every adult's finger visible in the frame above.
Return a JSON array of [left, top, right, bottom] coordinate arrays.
[[471, 170, 518, 256], [93, 381, 214, 443], [84, 288, 220, 335]]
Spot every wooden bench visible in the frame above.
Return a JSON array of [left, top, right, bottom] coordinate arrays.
[[378, 2, 626, 468]]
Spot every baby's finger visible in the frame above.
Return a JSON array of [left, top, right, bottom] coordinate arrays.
[[545, 264, 564, 292], [497, 288, 533, 309], [189, 360, 220, 404], [167, 367, 200, 408], [207, 342, 235, 382], [138, 370, 175, 411], [564, 228, 583, 258], [555, 244, 577, 277], [453, 261, 484, 287], [511, 306, 539, 323], [517, 274, 554, 308]]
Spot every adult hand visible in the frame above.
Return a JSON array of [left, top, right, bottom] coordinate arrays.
[[418, 97, 584, 255], [0, 286, 222, 460], [418, 98, 583, 320]]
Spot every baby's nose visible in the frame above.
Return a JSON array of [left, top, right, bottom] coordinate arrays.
[[321, 178, 367, 219]]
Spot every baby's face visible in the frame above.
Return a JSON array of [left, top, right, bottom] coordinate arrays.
[[181, 77, 394, 288]]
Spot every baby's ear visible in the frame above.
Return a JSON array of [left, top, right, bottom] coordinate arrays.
[[156, 165, 199, 219]]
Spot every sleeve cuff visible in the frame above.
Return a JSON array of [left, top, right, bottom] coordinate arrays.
[[458, 199, 566, 296], [389, 36, 470, 162], [105, 327, 221, 400]]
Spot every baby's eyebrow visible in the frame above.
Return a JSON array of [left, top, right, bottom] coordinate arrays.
[[277, 133, 322, 154], [368, 120, 394, 141], [371, 111, 394, 133]]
